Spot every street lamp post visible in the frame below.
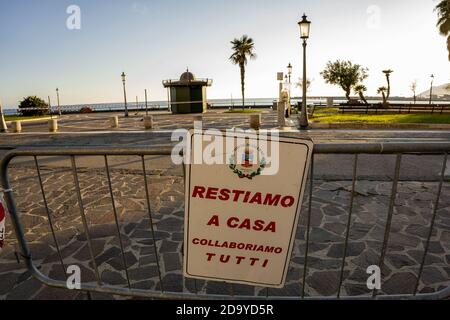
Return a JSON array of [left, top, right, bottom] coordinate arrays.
[[145, 89, 148, 116], [298, 13, 311, 129], [56, 88, 61, 116], [287, 63, 292, 116], [429, 74, 434, 105], [121, 72, 129, 117]]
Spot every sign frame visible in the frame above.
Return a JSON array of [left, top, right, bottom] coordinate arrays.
[[183, 130, 313, 288]]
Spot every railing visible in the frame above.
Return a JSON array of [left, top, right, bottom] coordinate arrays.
[[1, 142, 450, 300], [339, 104, 450, 115]]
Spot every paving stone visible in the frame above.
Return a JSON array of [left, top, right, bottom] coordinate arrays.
[[310, 228, 343, 243], [0, 272, 21, 295], [130, 229, 153, 239], [386, 253, 417, 269], [106, 251, 138, 269], [156, 217, 183, 232], [407, 250, 444, 265], [405, 224, 432, 238], [73, 239, 107, 261], [160, 240, 180, 253], [388, 233, 421, 248], [34, 286, 79, 300], [296, 243, 328, 255], [6, 278, 43, 300], [76, 224, 117, 241], [139, 246, 157, 256], [42, 240, 83, 264], [163, 253, 181, 272], [123, 222, 138, 235], [101, 270, 126, 286], [323, 223, 346, 236], [344, 283, 371, 297], [89, 247, 122, 266], [327, 242, 365, 258], [349, 222, 372, 240], [129, 266, 159, 281], [157, 273, 183, 292], [322, 205, 347, 217], [382, 272, 417, 294], [171, 232, 184, 241], [140, 254, 157, 266], [307, 271, 340, 296], [205, 281, 232, 295], [28, 242, 55, 260], [132, 280, 155, 290], [427, 241, 445, 254], [0, 261, 23, 273], [421, 266, 447, 285], [185, 278, 204, 293]]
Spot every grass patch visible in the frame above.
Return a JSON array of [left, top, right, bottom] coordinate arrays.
[[5, 115, 50, 121], [225, 109, 262, 114], [311, 110, 450, 124]]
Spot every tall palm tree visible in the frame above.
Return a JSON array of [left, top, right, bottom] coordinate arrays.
[[354, 84, 369, 105], [230, 35, 256, 109], [436, 0, 450, 60], [377, 87, 388, 107], [410, 80, 418, 104], [382, 70, 393, 100]]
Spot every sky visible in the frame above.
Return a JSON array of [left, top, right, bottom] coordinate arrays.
[[0, 0, 449, 108]]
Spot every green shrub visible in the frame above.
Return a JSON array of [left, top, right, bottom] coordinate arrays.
[[18, 96, 49, 116]]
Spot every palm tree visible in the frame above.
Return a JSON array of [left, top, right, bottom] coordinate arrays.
[[436, 0, 450, 60], [382, 69, 393, 100], [410, 80, 418, 104], [230, 35, 256, 109], [377, 87, 388, 107], [354, 85, 369, 105]]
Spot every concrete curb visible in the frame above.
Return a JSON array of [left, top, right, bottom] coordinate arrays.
[[310, 122, 450, 130], [5, 117, 54, 125]]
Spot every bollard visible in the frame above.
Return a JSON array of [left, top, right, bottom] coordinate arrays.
[[143, 116, 153, 130], [193, 115, 203, 130], [110, 116, 119, 128], [327, 97, 334, 108], [249, 114, 261, 130], [12, 121, 22, 133], [48, 119, 58, 132]]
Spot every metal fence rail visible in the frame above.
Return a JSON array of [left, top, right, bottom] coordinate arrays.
[[1, 142, 450, 300]]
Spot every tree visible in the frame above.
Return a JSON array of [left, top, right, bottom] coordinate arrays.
[[377, 87, 388, 106], [18, 96, 49, 116], [382, 69, 393, 100], [296, 78, 312, 92], [410, 80, 418, 104], [436, 0, 450, 60], [321, 60, 369, 101], [354, 84, 369, 105], [230, 35, 257, 109]]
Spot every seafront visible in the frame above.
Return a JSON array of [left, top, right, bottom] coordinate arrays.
[[1, 110, 450, 299]]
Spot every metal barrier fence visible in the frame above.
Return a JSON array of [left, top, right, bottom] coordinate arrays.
[[1, 142, 450, 300]]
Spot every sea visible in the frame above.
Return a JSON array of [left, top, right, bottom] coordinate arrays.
[[3, 97, 450, 115]]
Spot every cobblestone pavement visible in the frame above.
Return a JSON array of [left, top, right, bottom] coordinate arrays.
[[1, 160, 449, 300]]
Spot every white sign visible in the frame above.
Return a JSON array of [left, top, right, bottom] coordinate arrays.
[[183, 131, 313, 288]]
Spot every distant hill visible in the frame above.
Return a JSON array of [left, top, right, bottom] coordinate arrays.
[[418, 83, 450, 98]]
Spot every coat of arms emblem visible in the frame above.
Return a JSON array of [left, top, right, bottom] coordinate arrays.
[[229, 143, 266, 179]]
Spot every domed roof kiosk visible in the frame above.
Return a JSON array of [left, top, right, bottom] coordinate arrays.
[[163, 69, 213, 114]]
